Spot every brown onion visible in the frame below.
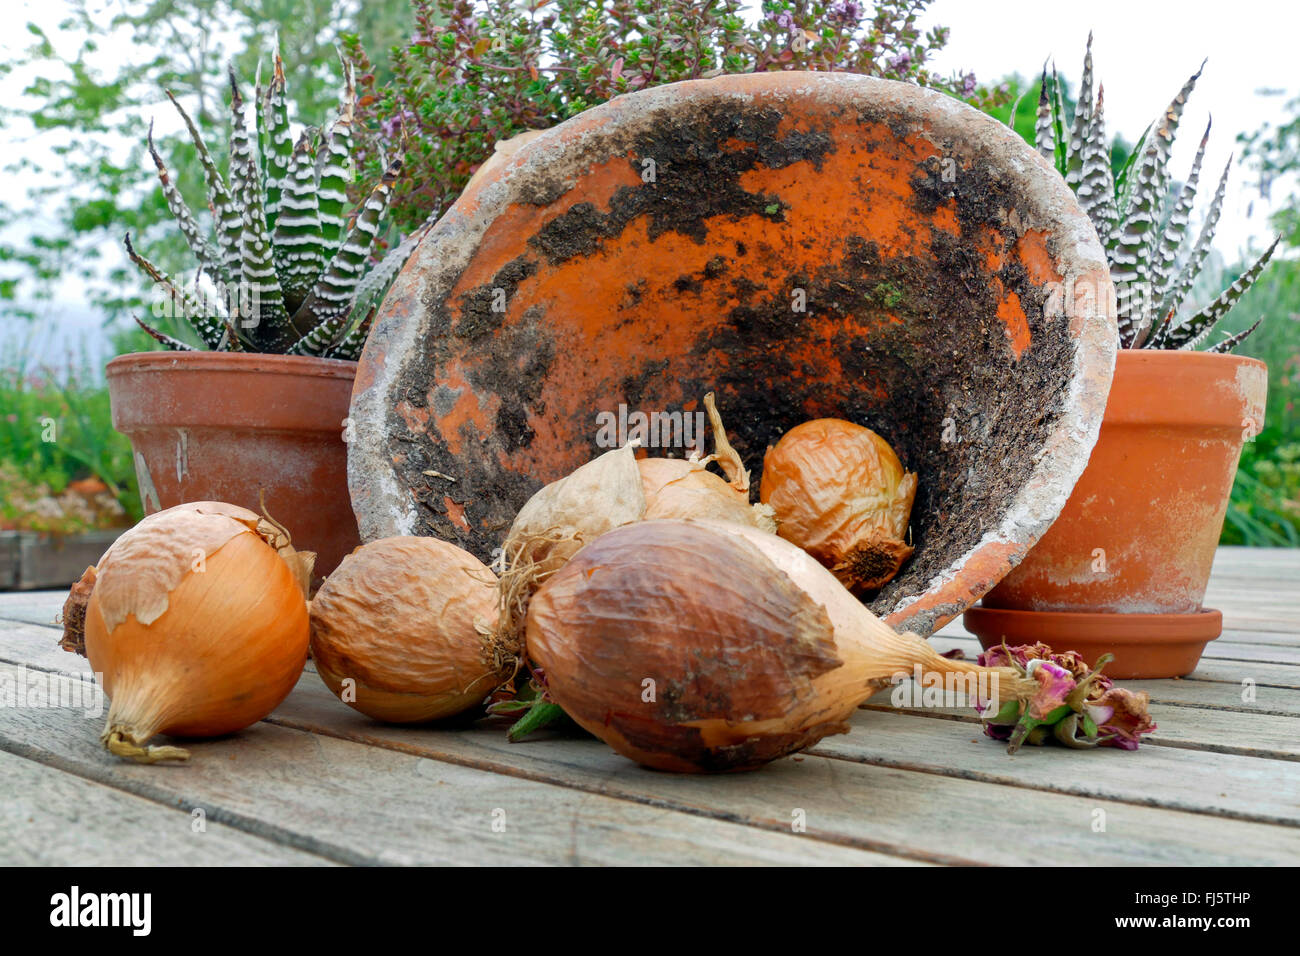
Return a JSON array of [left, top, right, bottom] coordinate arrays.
[[526, 519, 1030, 773], [309, 536, 505, 723], [760, 418, 917, 592]]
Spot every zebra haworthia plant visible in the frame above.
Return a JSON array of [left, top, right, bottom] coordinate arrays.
[[1030, 35, 1278, 353], [129, 46, 424, 360]]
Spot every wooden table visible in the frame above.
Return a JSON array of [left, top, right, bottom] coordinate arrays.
[[1, 547, 1296, 866]]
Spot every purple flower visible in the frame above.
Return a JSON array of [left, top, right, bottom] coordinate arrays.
[[962, 72, 977, 96], [1026, 660, 1076, 720], [768, 11, 796, 33], [380, 109, 417, 140], [830, 1, 864, 21], [888, 52, 912, 72]]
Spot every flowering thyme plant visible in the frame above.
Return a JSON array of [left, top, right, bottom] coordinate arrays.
[[342, 0, 997, 230], [976, 642, 1157, 753]]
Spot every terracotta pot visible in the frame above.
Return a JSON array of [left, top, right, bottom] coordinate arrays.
[[349, 71, 1117, 637], [966, 349, 1268, 677], [106, 351, 360, 578]]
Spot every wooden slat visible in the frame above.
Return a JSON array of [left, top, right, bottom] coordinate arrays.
[[811, 711, 1300, 826], [259, 675, 1300, 865], [928, 633, 1300, 686], [861, 690, 1300, 759], [0, 663, 902, 866], [0, 749, 334, 866]]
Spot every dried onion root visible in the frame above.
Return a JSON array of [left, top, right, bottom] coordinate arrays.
[[760, 418, 918, 593], [526, 519, 1034, 773]]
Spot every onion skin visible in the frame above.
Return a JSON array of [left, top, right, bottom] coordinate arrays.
[[527, 519, 1032, 773], [690, 519, 1028, 701], [760, 419, 918, 593], [638, 458, 776, 531], [527, 521, 845, 772], [310, 537, 503, 723], [85, 506, 309, 759]]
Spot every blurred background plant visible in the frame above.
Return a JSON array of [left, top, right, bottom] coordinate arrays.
[[0, 341, 140, 533], [0, 0, 413, 329]]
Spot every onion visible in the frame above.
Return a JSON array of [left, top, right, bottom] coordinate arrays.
[[309, 536, 505, 722], [638, 393, 776, 532], [525, 519, 1031, 772], [81, 501, 313, 763], [491, 442, 646, 666], [759, 418, 918, 592]]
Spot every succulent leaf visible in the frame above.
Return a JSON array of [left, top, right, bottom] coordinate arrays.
[[228, 65, 296, 352], [133, 314, 198, 351], [1077, 83, 1118, 245], [123, 233, 227, 349], [166, 89, 244, 302], [146, 121, 222, 278], [274, 130, 327, 316], [1049, 62, 1068, 176], [262, 43, 294, 232], [290, 158, 401, 355], [1135, 118, 1212, 348], [1151, 156, 1233, 340], [1163, 237, 1279, 351], [1034, 64, 1055, 164], [316, 58, 356, 251], [1064, 33, 1094, 191]]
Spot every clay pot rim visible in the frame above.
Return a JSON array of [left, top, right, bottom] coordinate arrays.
[[107, 350, 357, 381], [1106, 348, 1268, 427], [965, 604, 1224, 643]]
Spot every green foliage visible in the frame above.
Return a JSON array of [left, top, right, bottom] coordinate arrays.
[[1214, 259, 1300, 546], [0, 0, 412, 327], [0, 350, 141, 533], [1032, 37, 1277, 352], [343, 0, 1003, 232], [128, 50, 423, 358], [1241, 91, 1300, 249]]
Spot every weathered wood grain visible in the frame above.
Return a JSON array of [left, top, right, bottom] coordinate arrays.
[[1, 542, 1297, 867], [811, 712, 1300, 826], [861, 690, 1300, 759], [0, 663, 902, 866], [264, 674, 1300, 865], [0, 749, 334, 866], [927, 632, 1300, 687]]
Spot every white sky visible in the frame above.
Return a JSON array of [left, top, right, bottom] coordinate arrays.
[[922, 0, 1299, 260], [2, 0, 1296, 362]]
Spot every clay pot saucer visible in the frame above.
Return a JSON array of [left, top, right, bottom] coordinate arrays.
[[964, 605, 1224, 680]]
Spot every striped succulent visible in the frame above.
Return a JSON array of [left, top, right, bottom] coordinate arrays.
[[129, 45, 425, 359], [1029, 35, 1278, 353]]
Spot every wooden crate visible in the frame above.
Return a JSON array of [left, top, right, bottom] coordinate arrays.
[[0, 531, 120, 591]]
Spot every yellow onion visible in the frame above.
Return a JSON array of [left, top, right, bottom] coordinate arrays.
[[309, 536, 505, 722], [638, 393, 776, 532], [526, 519, 1031, 773], [760, 418, 918, 593], [80, 501, 312, 763], [490, 442, 646, 661]]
